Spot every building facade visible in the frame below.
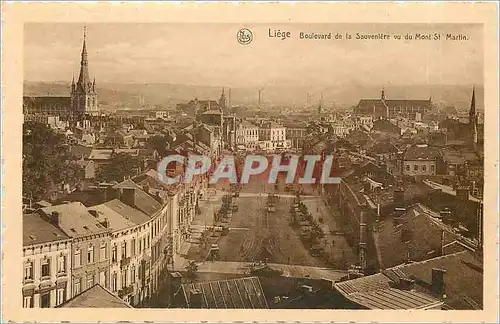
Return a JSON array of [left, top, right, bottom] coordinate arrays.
[[22, 214, 73, 308]]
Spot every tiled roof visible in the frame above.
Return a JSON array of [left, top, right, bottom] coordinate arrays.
[[337, 249, 481, 310], [39, 202, 109, 238], [103, 199, 151, 225], [181, 276, 268, 309], [57, 284, 132, 308], [88, 200, 140, 232], [23, 96, 71, 106], [404, 145, 441, 160], [395, 251, 483, 310], [113, 179, 162, 216], [23, 213, 70, 246], [373, 204, 470, 270]]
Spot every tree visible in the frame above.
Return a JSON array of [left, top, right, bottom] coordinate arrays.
[[185, 261, 198, 283], [23, 122, 81, 200], [96, 152, 137, 182], [146, 135, 168, 157]]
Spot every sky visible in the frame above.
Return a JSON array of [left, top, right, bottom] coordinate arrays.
[[24, 23, 483, 88]]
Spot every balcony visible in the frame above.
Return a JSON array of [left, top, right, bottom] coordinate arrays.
[[23, 277, 34, 285], [56, 271, 67, 278], [120, 257, 131, 268], [118, 285, 134, 298]]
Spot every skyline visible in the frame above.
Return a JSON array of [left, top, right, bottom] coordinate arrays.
[[25, 23, 483, 88]]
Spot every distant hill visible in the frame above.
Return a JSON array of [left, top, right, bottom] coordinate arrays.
[[24, 81, 484, 112]]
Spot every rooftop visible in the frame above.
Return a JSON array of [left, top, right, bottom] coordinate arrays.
[[113, 179, 163, 216], [38, 202, 109, 238], [23, 213, 70, 246], [404, 145, 441, 160], [373, 203, 473, 270], [57, 284, 133, 308], [335, 250, 482, 310], [181, 276, 268, 309]]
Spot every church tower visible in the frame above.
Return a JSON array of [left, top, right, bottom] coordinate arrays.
[[469, 86, 478, 150], [218, 88, 227, 114], [71, 27, 98, 119]]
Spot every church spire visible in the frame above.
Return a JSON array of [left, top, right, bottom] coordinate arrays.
[[469, 86, 478, 149], [77, 26, 91, 91], [469, 86, 476, 121]]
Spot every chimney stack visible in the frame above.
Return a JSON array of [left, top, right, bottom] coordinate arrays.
[[121, 188, 136, 208], [51, 211, 60, 225], [399, 278, 415, 290], [101, 217, 109, 228], [431, 268, 447, 297], [189, 288, 203, 308]]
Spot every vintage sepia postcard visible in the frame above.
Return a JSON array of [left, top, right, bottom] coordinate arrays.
[[2, 2, 499, 323]]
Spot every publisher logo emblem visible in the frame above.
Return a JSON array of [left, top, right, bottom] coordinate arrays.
[[237, 28, 253, 45]]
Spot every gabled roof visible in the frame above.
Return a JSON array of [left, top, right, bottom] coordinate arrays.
[[181, 276, 268, 309], [23, 213, 70, 246], [57, 284, 133, 308]]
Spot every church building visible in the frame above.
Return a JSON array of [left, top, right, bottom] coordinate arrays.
[[23, 28, 99, 121]]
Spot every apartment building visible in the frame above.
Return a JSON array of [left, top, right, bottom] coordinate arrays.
[[22, 213, 73, 308]]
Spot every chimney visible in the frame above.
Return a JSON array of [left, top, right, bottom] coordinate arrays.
[[51, 211, 60, 225], [142, 184, 150, 194], [88, 209, 98, 218], [398, 278, 415, 290], [121, 188, 135, 208], [189, 288, 203, 308], [431, 268, 447, 297], [320, 278, 335, 290], [101, 217, 109, 228]]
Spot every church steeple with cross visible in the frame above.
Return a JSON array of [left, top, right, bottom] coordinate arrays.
[[71, 26, 98, 118]]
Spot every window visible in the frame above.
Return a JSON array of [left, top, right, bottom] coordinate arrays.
[[146, 236, 150, 249], [121, 269, 127, 288], [87, 273, 94, 288], [100, 243, 107, 261], [41, 258, 51, 278], [23, 296, 33, 308], [74, 249, 82, 267], [131, 265, 136, 284], [431, 165, 435, 172], [112, 272, 117, 292], [57, 255, 66, 273], [131, 239, 136, 256], [73, 278, 81, 296], [414, 164, 418, 171], [112, 245, 117, 262], [405, 165, 410, 171], [422, 165, 427, 172], [56, 288, 66, 305], [87, 245, 94, 264], [23, 261, 33, 280], [40, 293, 51, 308], [121, 241, 127, 259], [138, 239, 142, 253]]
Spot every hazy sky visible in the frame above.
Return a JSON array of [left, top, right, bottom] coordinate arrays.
[[24, 23, 483, 88]]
